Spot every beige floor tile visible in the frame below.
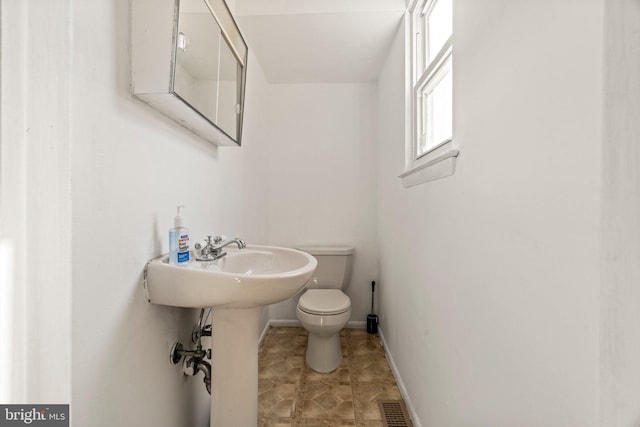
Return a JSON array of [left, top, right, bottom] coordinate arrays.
[[352, 382, 402, 421], [303, 357, 350, 383], [355, 421, 385, 427], [298, 418, 357, 426], [262, 332, 308, 356], [339, 334, 350, 357], [259, 381, 297, 418], [260, 353, 305, 382], [346, 331, 385, 357], [349, 355, 395, 384], [301, 382, 355, 420], [259, 419, 294, 427]]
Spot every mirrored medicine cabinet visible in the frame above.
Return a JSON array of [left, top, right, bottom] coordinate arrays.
[[132, 0, 248, 146]]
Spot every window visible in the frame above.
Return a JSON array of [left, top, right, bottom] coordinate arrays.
[[401, 0, 457, 187]]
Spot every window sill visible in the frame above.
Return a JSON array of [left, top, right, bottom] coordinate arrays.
[[399, 149, 460, 188]]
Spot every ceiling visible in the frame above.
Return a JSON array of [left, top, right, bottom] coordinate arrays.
[[234, 0, 406, 83]]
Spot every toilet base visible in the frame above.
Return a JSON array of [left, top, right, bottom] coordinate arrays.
[[306, 332, 342, 373]]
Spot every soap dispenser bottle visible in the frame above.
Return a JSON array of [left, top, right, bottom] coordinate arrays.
[[169, 205, 190, 265]]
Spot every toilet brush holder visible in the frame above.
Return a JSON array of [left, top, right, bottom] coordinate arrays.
[[367, 313, 378, 334], [366, 281, 378, 334]]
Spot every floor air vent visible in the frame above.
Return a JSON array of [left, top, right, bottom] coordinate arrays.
[[378, 400, 413, 427]]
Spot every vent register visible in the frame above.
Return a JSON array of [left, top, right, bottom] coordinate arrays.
[[378, 400, 413, 427]]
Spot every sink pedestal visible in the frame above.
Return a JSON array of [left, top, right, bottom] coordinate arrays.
[[210, 306, 263, 427]]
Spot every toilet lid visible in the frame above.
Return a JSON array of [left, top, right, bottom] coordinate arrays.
[[298, 289, 351, 315]]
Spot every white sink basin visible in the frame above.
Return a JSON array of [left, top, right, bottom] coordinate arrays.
[[145, 245, 317, 308]]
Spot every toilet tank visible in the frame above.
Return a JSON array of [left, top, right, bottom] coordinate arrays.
[[297, 246, 354, 290]]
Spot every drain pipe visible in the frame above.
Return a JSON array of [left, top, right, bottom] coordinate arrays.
[[185, 356, 211, 395], [170, 308, 213, 394], [170, 341, 212, 395]]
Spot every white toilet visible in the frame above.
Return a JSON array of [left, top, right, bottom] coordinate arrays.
[[296, 246, 354, 373]]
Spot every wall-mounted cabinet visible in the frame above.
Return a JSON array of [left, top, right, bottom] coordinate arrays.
[[132, 0, 248, 146]]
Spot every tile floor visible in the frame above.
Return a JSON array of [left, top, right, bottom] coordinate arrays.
[[258, 326, 411, 427]]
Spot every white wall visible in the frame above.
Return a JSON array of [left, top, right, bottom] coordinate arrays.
[[265, 83, 378, 324], [376, 1, 603, 426], [601, 0, 640, 425], [0, 0, 72, 404], [70, 0, 271, 425]]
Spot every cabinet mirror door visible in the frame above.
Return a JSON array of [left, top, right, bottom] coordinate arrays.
[[174, 0, 247, 143]]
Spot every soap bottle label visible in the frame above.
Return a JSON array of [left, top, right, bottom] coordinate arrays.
[[177, 233, 190, 263]]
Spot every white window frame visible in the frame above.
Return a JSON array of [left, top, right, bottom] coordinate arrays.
[[400, 0, 458, 187]]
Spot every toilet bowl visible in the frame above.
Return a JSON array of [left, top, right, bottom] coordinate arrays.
[[295, 246, 354, 373]]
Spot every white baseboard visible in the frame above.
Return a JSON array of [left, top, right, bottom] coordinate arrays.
[[347, 320, 366, 329], [258, 320, 272, 347], [269, 319, 301, 327], [378, 327, 422, 427]]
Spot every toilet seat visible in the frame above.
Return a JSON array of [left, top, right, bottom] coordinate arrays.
[[298, 289, 350, 315]]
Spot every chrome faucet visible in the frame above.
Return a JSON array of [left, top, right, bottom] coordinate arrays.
[[195, 236, 246, 261]]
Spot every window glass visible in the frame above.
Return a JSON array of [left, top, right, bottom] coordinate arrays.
[[425, 0, 452, 65], [418, 57, 452, 156], [411, 0, 453, 160]]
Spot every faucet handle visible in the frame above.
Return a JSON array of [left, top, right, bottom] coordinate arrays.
[[213, 236, 223, 245]]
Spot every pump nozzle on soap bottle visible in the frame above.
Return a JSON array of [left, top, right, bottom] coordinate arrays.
[[169, 205, 190, 265]]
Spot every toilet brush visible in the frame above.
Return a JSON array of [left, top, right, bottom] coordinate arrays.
[[366, 281, 378, 334]]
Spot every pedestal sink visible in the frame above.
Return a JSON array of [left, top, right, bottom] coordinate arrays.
[[144, 245, 317, 427]]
